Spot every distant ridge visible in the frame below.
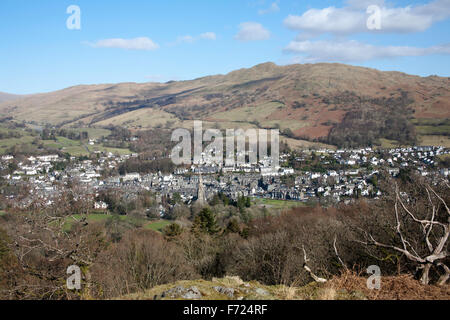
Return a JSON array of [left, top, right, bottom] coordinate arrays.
[[0, 92, 22, 103], [0, 62, 448, 147]]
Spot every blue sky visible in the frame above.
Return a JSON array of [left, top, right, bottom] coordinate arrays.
[[0, 0, 449, 94]]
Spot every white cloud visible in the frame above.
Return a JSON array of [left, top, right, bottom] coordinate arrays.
[[171, 32, 217, 45], [235, 22, 271, 41], [200, 32, 217, 40], [284, 7, 364, 35], [90, 37, 159, 51], [284, 39, 450, 63], [177, 35, 195, 43], [284, 0, 450, 35], [344, 0, 385, 10], [258, 1, 280, 15]]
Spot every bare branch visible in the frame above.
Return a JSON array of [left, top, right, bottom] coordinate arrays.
[[301, 245, 327, 283], [333, 236, 347, 270]]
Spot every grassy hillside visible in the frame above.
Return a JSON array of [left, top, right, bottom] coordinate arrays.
[[118, 274, 450, 300], [0, 92, 22, 103], [0, 123, 131, 156], [1, 62, 449, 147]]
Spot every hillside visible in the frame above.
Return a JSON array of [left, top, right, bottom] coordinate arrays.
[[0, 92, 22, 103], [1, 62, 449, 147], [117, 274, 450, 301]]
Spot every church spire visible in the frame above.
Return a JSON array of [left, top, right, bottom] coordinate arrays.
[[197, 173, 206, 205]]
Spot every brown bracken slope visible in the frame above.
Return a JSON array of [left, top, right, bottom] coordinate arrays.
[[1, 62, 448, 146]]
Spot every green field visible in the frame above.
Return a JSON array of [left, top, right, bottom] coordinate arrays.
[[0, 135, 35, 154], [252, 198, 309, 209], [144, 220, 172, 232], [415, 126, 450, 135], [418, 135, 450, 148], [377, 138, 402, 148], [90, 146, 132, 156], [70, 127, 112, 140], [0, 123, 130, 156], [0, 210, 7, 216], [63, 214, 171, 233], [411, 119, 450, 126], [209, 102, 308, 132], [1, 136, 131, 157], [42, 136, 82, 149], [42, 140, 132, 157], [411, 119, 450, 145], [95, 109, 181, 129]]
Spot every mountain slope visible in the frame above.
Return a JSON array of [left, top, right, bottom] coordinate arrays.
[[1, 63, 449, 147], [117, 274, 449, 300], [0, 92, 22, 103]]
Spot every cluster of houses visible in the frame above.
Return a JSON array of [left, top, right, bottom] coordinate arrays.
[[1, 145, 448, 209]]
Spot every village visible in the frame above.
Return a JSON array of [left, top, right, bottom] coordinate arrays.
[[1, 144, 448, 212]]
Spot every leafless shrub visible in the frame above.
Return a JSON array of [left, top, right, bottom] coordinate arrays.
[[91, 230, 195, 298]]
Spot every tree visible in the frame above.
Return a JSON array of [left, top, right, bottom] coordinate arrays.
[[164, 223, 183, 239], [245, 197, 251, 208], [0, 228, 19, 299], [3, 211, 108, 299], [170, 192, 182, 205], [192, 208, 220, 235], [359, 181, 449, 285], [225, 218, 241, 234], [236, 196, 251, 212]]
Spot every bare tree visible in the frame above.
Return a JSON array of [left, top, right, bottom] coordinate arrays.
[[359, 182, 449, 285], [4, 211, 106, 299], [300, 245, 327, 283]]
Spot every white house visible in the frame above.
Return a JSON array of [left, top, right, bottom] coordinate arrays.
[[94, 201, 108, 210], [37, 155, 59, 162]]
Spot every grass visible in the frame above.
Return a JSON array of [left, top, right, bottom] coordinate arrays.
[[63, 213, 146, 231], [377, 138, 401, 149], [0, 130, 131, 157], [0, 135, 35, 154], [211, 102, 283, 123], [117, 272, 450, 301], [95, 109, 181, 129], [62, 214, 170, 233], [282, 136, 336, 150], [409, 118, 450, 148], [415, 126, 450, 136], [42, 136, 83, 151], [70, 213, 112, 222], [41, 136, 131, 157], [418, 135, 450, 148], [253, 198, 309, 209], [377, 134, 450, 149], [411, 118, 450, 126], [0, 121, 129, 156], [144, 220, 172, 232], [93, 146, 132, 156], [70, 127, 112, 140], [209, 102, 309, 132], [63, 145, 90, 157], [0, 210, 6, 216], [118, 276, 305, 300]]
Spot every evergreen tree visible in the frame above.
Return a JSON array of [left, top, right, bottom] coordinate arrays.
[[163, 223, 183, 239], [191, 208, 220, 235]]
